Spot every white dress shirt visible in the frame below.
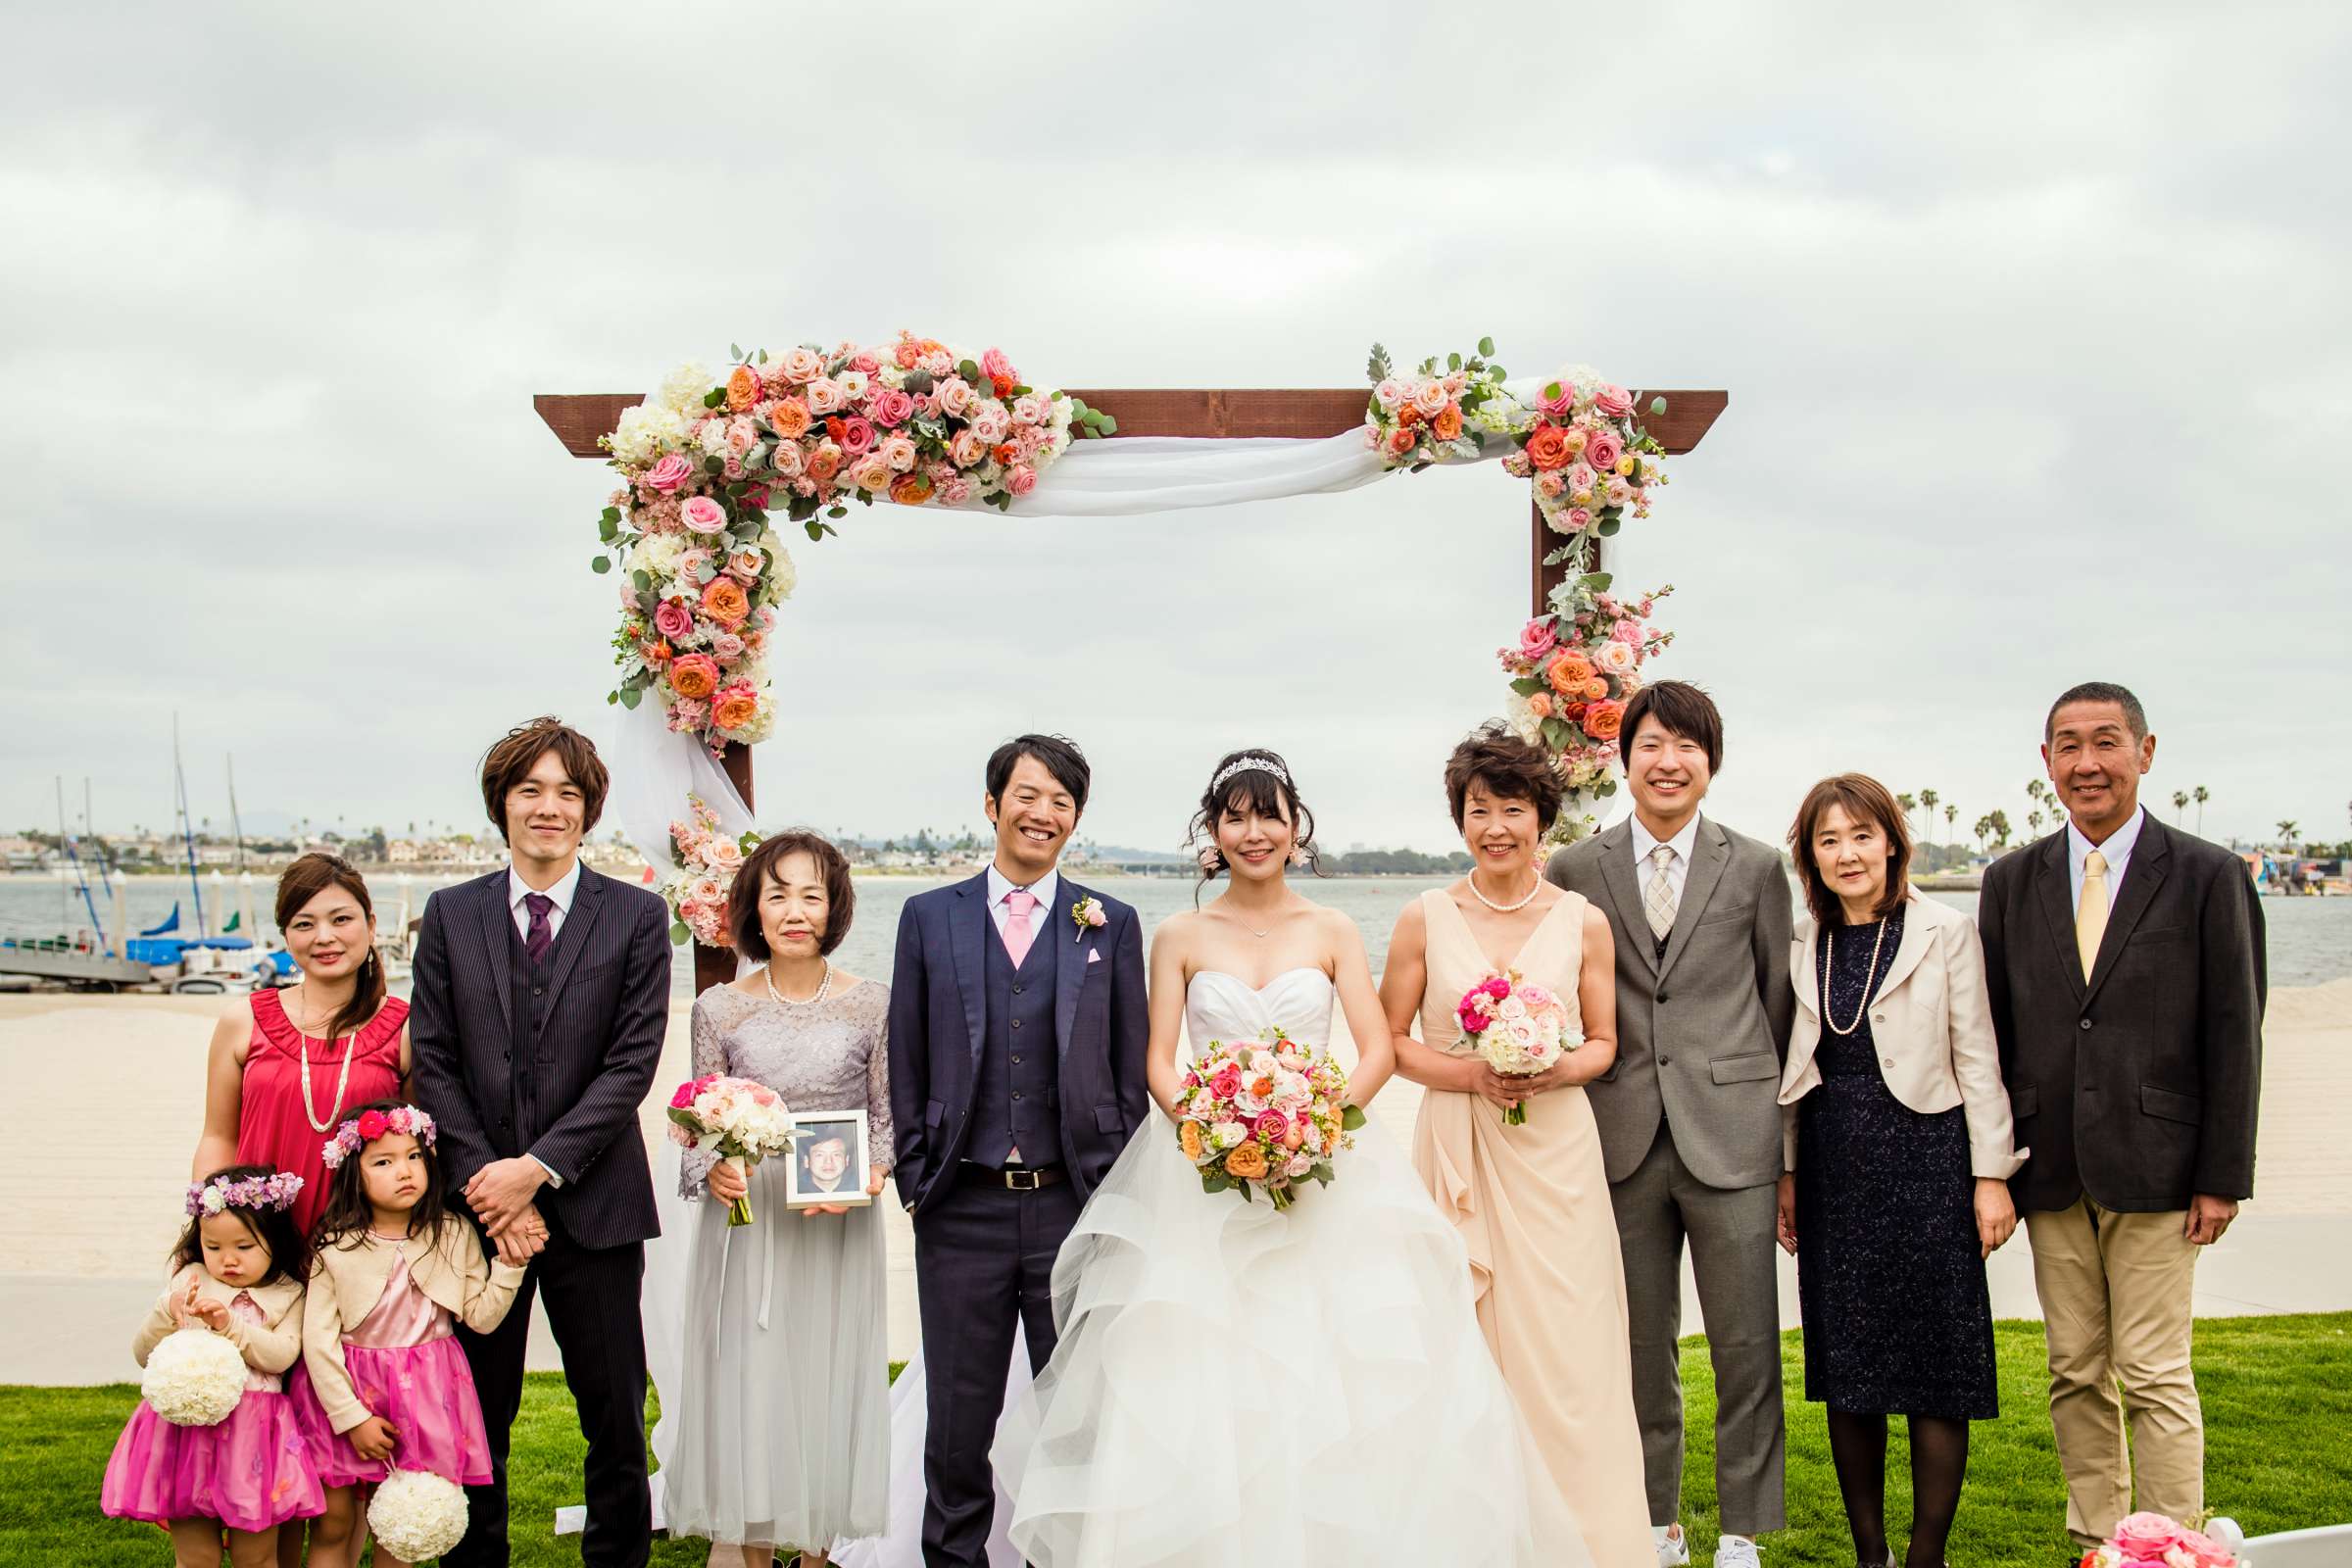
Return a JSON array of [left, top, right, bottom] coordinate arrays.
[[506, 858, 583, 1189], [1631, 812, 1702, 906], [985, 863, 1059, 947], [2066, 808, 2146, 913], [508, 860, 582, 941]]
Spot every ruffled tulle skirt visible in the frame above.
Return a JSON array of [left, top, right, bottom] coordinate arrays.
[[102, 1390, 324, 1533], [288, 1340, 493, 1488], [988, 1118, 1593, 1568]]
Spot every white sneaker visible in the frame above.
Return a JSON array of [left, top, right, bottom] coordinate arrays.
[[1714, 1534, 1762, 1568], [1655, 1524, 1691, 1568]]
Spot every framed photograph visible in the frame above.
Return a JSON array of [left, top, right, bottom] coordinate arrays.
[[782, 1109, 872, 1208]]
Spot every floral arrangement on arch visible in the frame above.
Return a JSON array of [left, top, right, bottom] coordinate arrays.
[[1500, 577, 1676, 844], [662, 795, 760, 949], [1500, 364, 1669, 545], [1362, 338, 1520, 469], [593, 334, 1112, 753], [2083, 1512, 2246, 1568]]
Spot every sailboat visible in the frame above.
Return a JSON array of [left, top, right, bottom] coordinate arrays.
[[129, 721, 278, 994]]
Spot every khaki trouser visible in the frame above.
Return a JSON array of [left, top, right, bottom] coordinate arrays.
[[2025, 1198, 2203, 1545]]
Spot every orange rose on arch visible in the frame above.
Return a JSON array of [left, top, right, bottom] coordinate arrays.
[[1544, 650, 1596, 695], [766, 398, 811, 439], [701, 577, 751, 628], [725, 365, 760, 413], [1431, 405, 1464, 442], [1526, 425, 1573, 471], [1582, 676, 1610, 702], [1527, 690, 1555, 720], [668, 655, 719, 701], [888, 471, 935, 506], [711, 687, 760, 732], [1583, 699, 1626, 740], [1224, 1143, 1270, 1181]]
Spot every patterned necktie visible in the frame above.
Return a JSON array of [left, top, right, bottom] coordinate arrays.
[[1643, 845, 1680, 941], [1004, 889, 1038, 966], [2076, 850, 2109, 981], [523, 893, 556, 966]]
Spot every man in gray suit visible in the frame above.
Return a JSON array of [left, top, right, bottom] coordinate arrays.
[[1546, 680, 1794, 1568]]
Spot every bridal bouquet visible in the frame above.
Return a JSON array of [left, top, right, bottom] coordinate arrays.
[[1174, 1027, 1364, 1210], [1455, 970, 1581, 1125], [666, 1074, 795, 1226]]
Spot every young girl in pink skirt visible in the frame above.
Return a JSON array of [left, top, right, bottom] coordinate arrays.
[[291, 1101, 523, 1568], [102, 1165, 323, 1566]]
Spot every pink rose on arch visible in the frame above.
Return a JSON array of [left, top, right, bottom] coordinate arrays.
[[1010, 393, 1047, 426], [653, 601, 694, 641], [938, 376, 976, 417], [767, 441, 803, 478], [848, 350, 881, 375], [729, 548, 763, 579], [720, 456, 745, 480], [837, 416, 877, 457], [1611, 617, 1644, 645], [949, 429, 985, 466], [940, 476, 974, 505], [1538, 471, 1567, 498], [645, 454, 695, 494], [1593, 384, 1635, 417], [1411, 380, 1450, 418], [970, 405, 1011, 444], [680, 495, 726, 532], [1585, 430, 1624, 471], [848, 455, 893, 493], [870, 387, 916, 427], [710, 631, 746, 661], [1006, 465, 1039, 496], [980, 346, 1016, 384], [778, 347, 825, 384], [920, 348, 955, 378], [804, 377, 844, 416], [1565, 463, 1597, 496], [1537, 384, 1577, 419], [1595, 640, 1638, 676], [1516, 618, 1558, 661], [724, 416, 756, 455], [2110, 1516, 2194, 1564], [1605, 476, 1634, 507], [879, 434, 918, 472], [705, 836, 745, 871]]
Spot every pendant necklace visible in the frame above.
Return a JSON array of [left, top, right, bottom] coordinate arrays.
[[1820, 920, 1890, 1037], [765, 960, 832, 1007], [290, 983, 359, 1134], [1467, 868, 1543, 913]]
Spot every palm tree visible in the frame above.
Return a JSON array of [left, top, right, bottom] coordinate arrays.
[[2278, 820, 2300, 852], [1944, 803, 1958, 842], [2172, 790, 2190, 824], [2028, 809, 2043, 836], [1920, 788, 1939, 842], [1897, 792, 1917, 827], [2193, 786, 2209, 835]]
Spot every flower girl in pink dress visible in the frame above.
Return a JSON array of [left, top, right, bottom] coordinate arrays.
[[102, 1165, 322, 1567], [292, 1101, 524, 1568]]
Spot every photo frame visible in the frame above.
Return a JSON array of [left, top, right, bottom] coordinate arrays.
[[782, 1109, 872, 1208]]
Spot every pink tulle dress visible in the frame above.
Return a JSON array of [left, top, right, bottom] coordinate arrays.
[[101, 1292, 325, 1533], [293, 1240, 495, 1488]]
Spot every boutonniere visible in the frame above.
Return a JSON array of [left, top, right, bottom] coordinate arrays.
[[1071, 896, 1107, 943]]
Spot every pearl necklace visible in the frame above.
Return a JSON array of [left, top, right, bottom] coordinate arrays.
[[1466, 868, 1543, 913], [764, 961, 831, 1007], [289, 985, 358, 1134], [1820, 919, 1890, 1038]]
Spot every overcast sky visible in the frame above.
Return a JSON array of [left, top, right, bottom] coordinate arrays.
[[5, 2, 2346, 858]]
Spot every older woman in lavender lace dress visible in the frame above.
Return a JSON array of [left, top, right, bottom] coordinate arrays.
[[664, 831, 893, 1568]]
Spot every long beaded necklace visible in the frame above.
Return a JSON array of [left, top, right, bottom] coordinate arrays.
[[288, 984, 358, 1133], [1819, 918, 1890, 1038], [1466, 867, 1543, 913], [764, 960, 832, 1007]]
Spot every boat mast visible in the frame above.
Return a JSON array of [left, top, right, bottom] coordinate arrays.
[[173, 714, 209, 938], [226, 755, 248, 874], [58, 776, 110, 956]]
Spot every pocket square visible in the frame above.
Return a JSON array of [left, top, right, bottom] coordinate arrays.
[[1086, 948, 1102, 964]]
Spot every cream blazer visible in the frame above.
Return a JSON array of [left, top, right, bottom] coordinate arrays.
[[132, 1263, 305, 1374], [303, 1216, 526, 1433], [1780, 888, 2027, 1181]]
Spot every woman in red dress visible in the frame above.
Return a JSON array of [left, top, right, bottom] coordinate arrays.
[[193, 852, 409, 1234]]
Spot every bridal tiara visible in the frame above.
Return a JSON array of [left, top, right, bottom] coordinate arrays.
[[1210, 756, 1291, 793]]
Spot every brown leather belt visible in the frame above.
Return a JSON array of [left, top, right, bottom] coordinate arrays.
[[956, 1162, 1067, 1192]]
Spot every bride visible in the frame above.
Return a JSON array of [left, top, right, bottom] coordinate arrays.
[[986, 750, 1592, 1567]]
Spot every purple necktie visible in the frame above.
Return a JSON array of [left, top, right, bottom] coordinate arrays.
[[523, 893, 556, 965]]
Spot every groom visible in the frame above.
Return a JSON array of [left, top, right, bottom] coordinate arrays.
[[890, 733, 1150, 1567], [410, 717, 670, 1568]]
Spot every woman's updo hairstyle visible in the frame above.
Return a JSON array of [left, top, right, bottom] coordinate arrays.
[[1188, 749, 1322, 897]]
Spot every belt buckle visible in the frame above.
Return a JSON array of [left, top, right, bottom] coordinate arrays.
[[1004, 1168, 1043, 1192]]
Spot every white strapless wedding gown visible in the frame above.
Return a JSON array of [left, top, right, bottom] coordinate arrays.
[[986, 968, 1593, 1568]]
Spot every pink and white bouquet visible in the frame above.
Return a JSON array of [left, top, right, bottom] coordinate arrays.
[[661, 795, 760, 949], [1498, 579, 1676, 844], [1173, 1027, 1364, 1210], [595, 334, 1112, 754], [665, 1073, 796, 1227], [2082, 1513, 2246, 1568], [1501, 364, 1668, 540], [1455, 970, 1581, 1125], [1363, 339, 1516, 470]]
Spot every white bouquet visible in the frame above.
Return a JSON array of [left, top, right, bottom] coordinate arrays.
[[368, 1469, 469, 1561], [140, 1326, 247, 1427], [664, 1073, 797, 1225], [1454, 969, 1581, 1126]]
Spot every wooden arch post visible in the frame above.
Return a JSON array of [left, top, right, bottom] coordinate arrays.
[[536, 384, 1728, 992]]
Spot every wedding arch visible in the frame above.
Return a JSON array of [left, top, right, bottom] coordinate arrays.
[[536, 338, 1727, 993]]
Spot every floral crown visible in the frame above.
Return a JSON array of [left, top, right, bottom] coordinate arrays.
[[320, 1104, 438, 1171], [186, 1170, 304, 1217], [1210, 756, 1290, 793]]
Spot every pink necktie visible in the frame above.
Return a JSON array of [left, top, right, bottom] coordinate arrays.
[[1004, 889, 1038, 966]]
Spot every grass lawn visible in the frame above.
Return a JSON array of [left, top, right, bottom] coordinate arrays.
[[8, 1315, 2349, 1567]]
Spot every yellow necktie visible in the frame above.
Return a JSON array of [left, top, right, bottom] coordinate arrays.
[[2076, 850, 2109, 981]]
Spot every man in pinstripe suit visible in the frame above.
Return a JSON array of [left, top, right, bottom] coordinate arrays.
[[410, 717, 671, 1568]]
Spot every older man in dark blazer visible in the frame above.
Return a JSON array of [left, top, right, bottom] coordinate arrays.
[[410, 717, 671, 1568], [1979, 682, 2265, 1550]]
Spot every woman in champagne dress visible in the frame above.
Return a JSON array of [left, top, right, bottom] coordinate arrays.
[[1382, 725, 1653, 1568]]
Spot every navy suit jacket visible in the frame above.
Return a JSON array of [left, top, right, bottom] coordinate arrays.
[[887, 871, 1150, 1215], [407, 865, 672, 1249]]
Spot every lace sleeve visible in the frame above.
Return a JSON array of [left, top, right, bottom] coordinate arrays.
[[863, 983, 894, 1173], [678, 992, 729, 1199]]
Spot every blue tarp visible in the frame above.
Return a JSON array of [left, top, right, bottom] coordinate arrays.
[[139, 904, 181, 937]]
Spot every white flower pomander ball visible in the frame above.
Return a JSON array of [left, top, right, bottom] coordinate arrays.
[[368, 1469, 470, 1561], [141, 1327, 247, 1427]]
